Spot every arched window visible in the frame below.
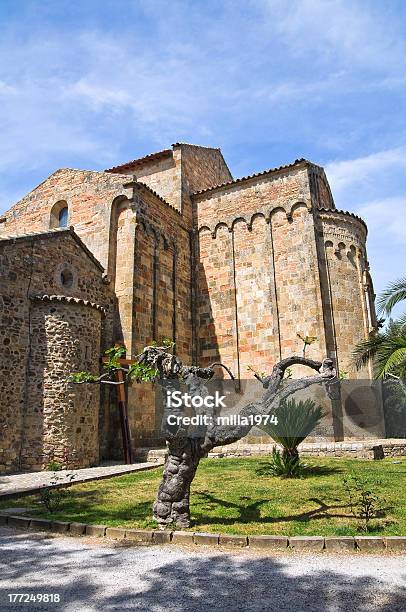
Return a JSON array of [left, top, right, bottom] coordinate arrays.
[[58, 206, 69, 228], [50, 201, 69, 229], [60, 268, 73, 288]]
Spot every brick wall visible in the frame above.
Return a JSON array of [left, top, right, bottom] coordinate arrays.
[[193, 165, 327, 377], [0, 169, 132, 271]]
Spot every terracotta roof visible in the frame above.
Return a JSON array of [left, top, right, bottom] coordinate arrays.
[[0, 227, 70, 241], [191, 158, 311, 197], [30, 294, 107, 316], [318, 207, 368, 232], [0, 226, 104, 271], [171, 142, 221, 150], [105, 149, 172, 173], [105, 143, 227, 174]]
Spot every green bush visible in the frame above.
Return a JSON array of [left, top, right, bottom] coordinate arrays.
[[260, 398, 323, 477], [343, 474, 388, 532], [46, 461, 62, 472], [265, 447, 304, 478]]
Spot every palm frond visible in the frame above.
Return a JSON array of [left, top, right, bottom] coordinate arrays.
[[260, 398, 323, 449], [378, 348, 406, 377], [377, 276, 406, 315], [352, 333, 385, 370], [353, 322, 406, 378], [396, 311, 406, 329]]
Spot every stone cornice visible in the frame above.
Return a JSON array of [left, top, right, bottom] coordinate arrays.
[[191, 159, 317, 199], [318, 207, 368, 234], [197, 201, 312, 238], [30, 294, 107, 316]]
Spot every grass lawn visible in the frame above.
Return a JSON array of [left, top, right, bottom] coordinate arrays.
[[1, 457, 405, 536]]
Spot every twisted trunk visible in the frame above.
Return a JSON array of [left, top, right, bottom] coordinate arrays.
[[153, 437, 204, 528], [139, 348, 337, 530]]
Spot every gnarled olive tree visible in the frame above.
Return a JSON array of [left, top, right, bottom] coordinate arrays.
[[138, 347, 336, 528], [72, 344, 336, 529]]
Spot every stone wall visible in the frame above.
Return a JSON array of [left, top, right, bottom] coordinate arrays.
[[0, 169, 132, 271], [179, 143, 232, 199], [0, 230, 113, 472], [0, 147, 382, 465], [132, 152, 183, 214], [316, 209, 373, 377], [114, 187, 194, 451], [22, 299, 102, 470], [193, 164, 327, 376]]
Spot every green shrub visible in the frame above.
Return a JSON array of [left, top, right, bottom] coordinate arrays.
[[258, 398, 323, 477], [39, 472, 76, 512], [265, 446, 304, 478], [343, 474, 388, 532], [46, 461, 62, 472]]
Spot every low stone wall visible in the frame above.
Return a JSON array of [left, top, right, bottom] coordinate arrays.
[[137, 439, 406, 463], [210, 439, 406, 459]]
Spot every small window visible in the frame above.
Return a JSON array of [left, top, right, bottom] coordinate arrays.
[[50, 200, 69, 229], [60, 269, 73, 288], [58, 206, 69, 228]]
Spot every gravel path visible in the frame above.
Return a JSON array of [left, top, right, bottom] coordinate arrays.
[[0, 527, 405, 611]]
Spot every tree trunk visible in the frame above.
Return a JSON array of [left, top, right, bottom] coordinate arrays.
[[146, 350, 336, 529], [282, 447, 299, 464], [153, 437, 203, 528]]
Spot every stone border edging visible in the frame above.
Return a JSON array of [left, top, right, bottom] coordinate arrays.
[[1, 514, 405, 552]]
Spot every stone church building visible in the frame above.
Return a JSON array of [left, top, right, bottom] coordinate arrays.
[[0, 143, 378, 472]]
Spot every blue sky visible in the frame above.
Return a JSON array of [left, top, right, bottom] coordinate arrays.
[[0, 0, 405, 301]]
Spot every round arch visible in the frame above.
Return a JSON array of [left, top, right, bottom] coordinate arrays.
[[50, 200, 69, 229]]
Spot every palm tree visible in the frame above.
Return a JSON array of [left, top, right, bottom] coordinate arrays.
[[353, 276, 406, 379], [377, 276, 406, 316]]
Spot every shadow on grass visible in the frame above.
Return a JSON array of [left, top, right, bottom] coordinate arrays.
[[192, 492, 362, 528], [25, 494, 154, 527], [255, 462, 342, 478]]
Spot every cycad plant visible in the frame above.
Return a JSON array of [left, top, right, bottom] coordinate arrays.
[[260, 398, 324, 476], [353, 276, 406, 379]]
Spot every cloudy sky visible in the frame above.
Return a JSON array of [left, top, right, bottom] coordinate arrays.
[[0, 0, 405, 298]]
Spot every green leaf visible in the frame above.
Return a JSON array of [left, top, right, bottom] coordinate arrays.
[[128, 362, 158, 383], [260, 398, 324, 450], [377, 276, 406, 315], [69, 371, 99, 383]]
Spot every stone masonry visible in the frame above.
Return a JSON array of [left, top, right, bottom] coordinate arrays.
[[0, 143, 380, 471]]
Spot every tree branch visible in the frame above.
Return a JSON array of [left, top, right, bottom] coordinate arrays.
[[204, 358, 336, 448]]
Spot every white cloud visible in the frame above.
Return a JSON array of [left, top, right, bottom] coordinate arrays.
[[357, 197, 406, 244], [268, 0, 406, 73], [326, 147, 406, 195], [0, 80, 18, 95]]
